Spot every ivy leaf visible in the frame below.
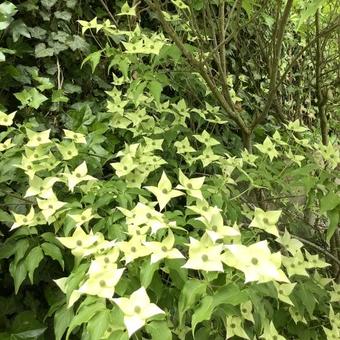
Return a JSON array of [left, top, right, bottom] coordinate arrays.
[[14, 88, 48, 109], [52, 89, 69, 103], [11, 20, 30, 42], [35, 43, 54, 58]]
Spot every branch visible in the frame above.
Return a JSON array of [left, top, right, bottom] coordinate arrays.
[[250, 0, 293, 130]]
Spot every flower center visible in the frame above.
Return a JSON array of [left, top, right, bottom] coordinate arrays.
[[76, 240, 82, 246], [48, 204, 53, 209], [161, 246, 168, 252], [75, 173, 81, 178], [104, 257, 110, 264], [134, 305, 141, 314], [251, 257, 259, 265], [99, 280, 106, 287], [146, 213, 152, 218], [263, 217, 269, 224], [162, 188, 168, 194], [37, 137, 42, 142], [130, 246, 137, 253], [187, 183, 193, 189], [23, 218, 28, 223], [201, 254, 209, 262], [211, 225, 218, 232], [230, 323, 236, 329]]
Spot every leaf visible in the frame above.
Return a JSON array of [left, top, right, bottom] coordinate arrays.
[[25, 246, 44, 283], [140, 260, 159, 288], [326, 209, 340, 243], [320, 191, 340, 213], [35, 43, 54, 58], [14, 328, 47, 339], [86, 310, 110, 340], [11, 20, 30, 42], [191, 296, 214, 336], [54, 304, 74, 340], [297, 0, 327, 29], [81, 50, 102, 73], [178, 280, 206, 325], [66, 300, 106, 339], [52, 89, 69, 103], [14, 88, 48, 109], [55, 10, 72, 21], [9, 260, 27, 294], [145, 320, 172, 340], [148, 80, 162, 104], [212, 283, 249, 307], [41, 242, 65, 269]]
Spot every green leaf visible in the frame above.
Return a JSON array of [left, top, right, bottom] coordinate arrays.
[[41, 242, 65, 269], [178, 280, 206, 325], [191, 296, 214, 336], [148, 80, 162, 104], [326, 209, 340, 243], [297, 0, 327, 29], [145, 320, 172, 340], [11, 20, 30, 42], [320, 191, 340, 213], [9, 260, 27, 294], [66, 300, 106, 339], [54, 304, 74, 340], [140, 260, 159, 288], [52, 89, 69, 103], [25, 246, 44, 283], [14, 328, 47, 339], [14, 88, 48, 109], [86, 310, 110, 340], [35, 43, 54, 58], [81, 50, 102, 73]]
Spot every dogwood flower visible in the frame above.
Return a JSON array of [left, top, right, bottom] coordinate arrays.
[[174, 137, 196, 154], [197, 147, 221, 167], [111, 155, 137, 177], [272, 131, 288, 146], [254, 137, 278, 161], [145, 172, 184, 211], [117, 235, 152, 264], [329, 283, 340, 303], [26, 129, 51, 147], [56, 141, 78, 160], [249, 207, 281, 237], [68, 208, 97, 227], [78, 267, 125, 299], [260, 321, 286, 339], [57, 226, 103, 258], [187, 200, 221, 221], [289, 307, 307, 324], [63, 129, 86, 144], [286, 148, 305, 167], [193, 130, 220, 147], [226, 316, 249, 339], [240, 301, 254, 323], [277, 229, 303, 255], [183, 234, 224, 272], [24, 176, 60, 198], [176, 169, 205, 200], [37, 194, 66, 220], [196, 210, 240, 242], [10, 206, 35, 230], [87, 248, 121, 275], [273, 282, 296, 305], [282, 251, 309, 277], [323, 325, 340, 340], [241, 149, 258, 167], [63, 161, 96, 192], [113, 287, 165, 337], [0, 110, 16, 126], [0, 138, 15, 151], [285, 119, 309, 133], [305, 250, 329, 269], [144, 230, 184, 263], [223, 240, 289, 283]]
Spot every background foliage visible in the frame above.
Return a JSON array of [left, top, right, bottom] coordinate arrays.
[[0, 0, 339, 339]]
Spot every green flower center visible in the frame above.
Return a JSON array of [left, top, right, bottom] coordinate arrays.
[[263, 217, 269, 224], [76, 240, 82, 246], [123, 166, 128, 171], [81, 215, 87, 221], [150, 45, 154, 49], [251, 257, 259, 265], [201, 254, 209, 262], [146, 213, 152, 218], [48, 204, 53, 209], [202, 206, 208, 212], [211, 225, 218, 232], [104, 257, 110, 264], [161, 246, 168, 252], [67, 151, 72, 155], [131, 246, 137, 253], [99, 280, 106, 287], [279, 289, 283, 295], [23, 218, 28, 223], [291, 264, 295, 268], [34, 154, 39, 159], [187, 183, 193, 189], [241, 308, 247, 313], [230, 323, 236, 329], [27, 165, 32, 170], [162, 188, 168, 194], [134, 305, 141, 314], [75, 173, 81, 178], [37, 137, 42, 142]]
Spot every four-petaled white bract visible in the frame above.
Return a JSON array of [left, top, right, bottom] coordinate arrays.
[[113, 287, 165, 337]]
